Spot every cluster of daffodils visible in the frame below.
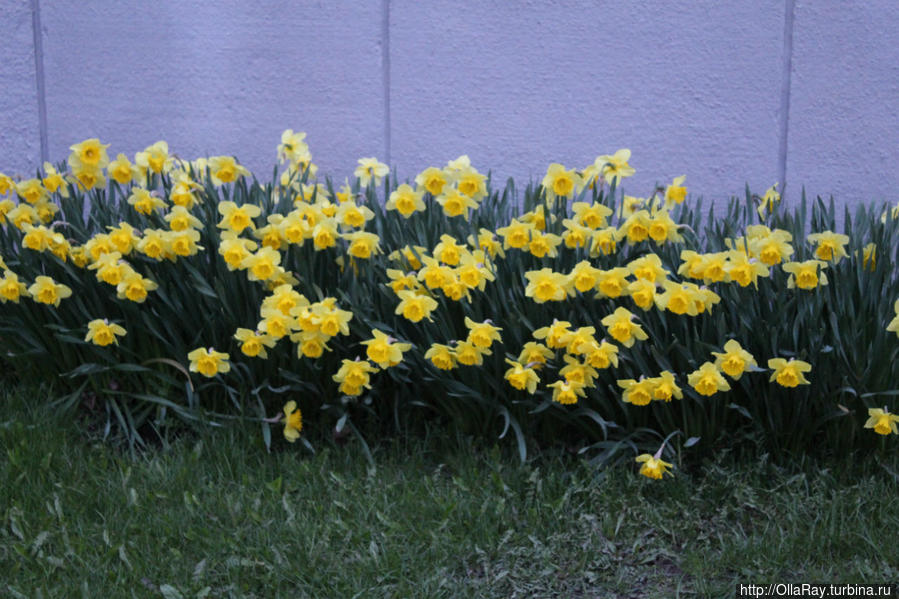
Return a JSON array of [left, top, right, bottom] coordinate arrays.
[[424, 317, 503, 372], [384, 155, 488, 219], [588, 332, 811, 410], [386, 233, 498, 316], [2, 132, 897, 467]]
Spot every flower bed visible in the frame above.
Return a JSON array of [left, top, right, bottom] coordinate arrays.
[[1, 133, 897, 474]]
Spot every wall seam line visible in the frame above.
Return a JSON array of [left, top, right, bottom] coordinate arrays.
[[31, 0, 49, 165], [777, 0, 796, 194], [382, 0, 391, 165]]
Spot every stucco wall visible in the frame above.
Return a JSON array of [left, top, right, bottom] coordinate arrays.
[[2, 1, 897, 213], [0, 0, 41, 177], [787, 1, 899, 211]]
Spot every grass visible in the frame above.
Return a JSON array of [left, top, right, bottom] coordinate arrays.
[[2, 385, 898, 598]]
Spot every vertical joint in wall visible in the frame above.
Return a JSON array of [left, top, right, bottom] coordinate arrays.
[[382, 0, 391, 165], [31, 0, 49, 165], [778, 0, 796, 194]]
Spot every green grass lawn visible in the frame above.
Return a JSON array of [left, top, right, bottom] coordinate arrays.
[[2, 387, 898, 598]]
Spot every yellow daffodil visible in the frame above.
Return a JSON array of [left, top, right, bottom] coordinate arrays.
[[0, 271, 29, 303], [621, 210, 651, 244], [87, 252, 127, 285], [566, 260, 602, 295], [526, 232, 563, 259], [16, 179, 49, 205], [311, 218, 339, 250], [0, 174, 14, 196], [7, 203, 38, 229], [85, 319, 126, 347], [572, 201, 612, 229], [278, 129, 309, 163], [565, 326, 597, 356], [21, 224, 53, 252], [725, 250, 770, 288], [0, 198, 15, 224], [533, 320, 573, 349], [749, 229, 794, 266], [807, 231, 850, 263], [711, 340, 757, 380], [596, 266, 630, 298], [687, 362, 730, 396], [259, 308, 293, 340], [135, 141, 172, 174], [362, 330, 411, 368], [655, 281, 700, 316], [617, 378, 655, 406], [524, 268, 568, 303], [541, 163, 581, 203], [433, 234, 466, 266], [355, 157, 389, 187], [68, 163, 106, 191], [767, 358, 811, 388], [311, 300, 353, 337], [864, 408, 899, 436], [595, 149, 635, 184], [166, 229, 203, 257], [28, 275, 72, 307], [262, 285, 308, 317], [859, 242, 876, 271], [281, 400, 303, 442], [234, 328, 276, 358], [782, 260, 828, 290], [292, 330, 331, 358], [886, 299, 899, 337], [217, 201, 261, 233], [518, 342, 555, 369], [386, 183, 426, 218], [107, 153, 139, 185], [425, 343, 457, 370], [648, 209, 683, 244], [242, 247, 282, 281], [548, 379, 586, 405], [756, 184, 780, 218], [504, 359, 539, 394], [128, 188, 166, 217], [188, 347, 230, 378], [464, 317, 502, 349], [68, 138, 109, 170], [455, 167, 487, 201], [218, 232, 256, 270], [415, 166, 450, 196], [208, 156, 250, 185], [600, 307, 648, 348], [116, 271, 158, 303], [336, 202, 374, 229], [663, 175, 687, 209], [561, 219, 592, 249], [636, 453, 673, 480], [333, 359, 379, 396], [456, 253, 495, 291], [468, 229, 504, 259], [581, 339, 619, 369], [344, 231, 381, 259], [560, 355, 599, 387], [395, 289, 439, 322], [436, 188, 478, 218], [626, 279, 657, 311], [496, 218, 535, 250], [627, 257, 666, 287], [589, 227, 620, 256], [453, 340, 491, 366]]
